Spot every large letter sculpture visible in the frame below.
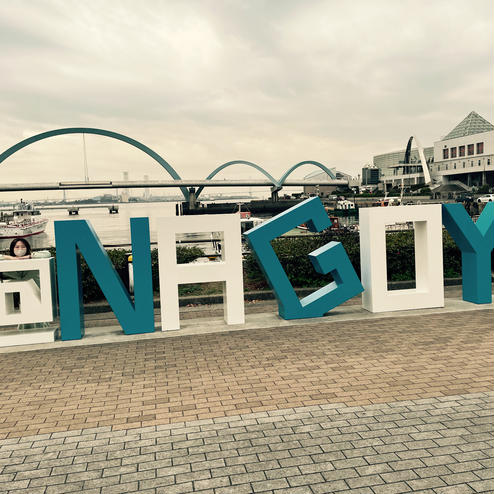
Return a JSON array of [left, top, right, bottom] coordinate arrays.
[[157, 214, 245, 330], [360, 205, 444, 312], [55, 218, 154, 340], [442, 203, 494, 304], [0, 258, 57, 327], [244, 197, 363, 319]]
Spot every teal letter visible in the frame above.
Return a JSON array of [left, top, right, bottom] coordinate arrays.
[[244, 197, 363, 319], [442, 203, 494, 304], [55, 218, 154, 340]]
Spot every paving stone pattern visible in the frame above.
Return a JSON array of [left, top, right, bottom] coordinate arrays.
[[0, 392, 493, 493], [0, 307, 492, 492], [0, 310, 492, 439]]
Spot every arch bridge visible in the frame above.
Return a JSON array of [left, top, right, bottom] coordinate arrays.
[[0, 128, 346, 205]]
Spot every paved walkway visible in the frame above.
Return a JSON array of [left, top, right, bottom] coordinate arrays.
[[0, 393, 492, 494], [0, 303, 492, 493]]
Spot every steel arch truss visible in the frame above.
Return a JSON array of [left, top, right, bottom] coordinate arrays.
[[0, 127, 189, 201], [195, 160, 337, 199], [278, 161, 336, 186], [195, 160, 278, 198], [0, 129, 340, 202]]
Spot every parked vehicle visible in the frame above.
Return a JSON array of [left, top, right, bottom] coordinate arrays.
[[477, 194, 494, 203], [298, 213, 342, 232], [336, 199, 355, 210], [455, 194, 474, 203], [371, 198, 401, 207]]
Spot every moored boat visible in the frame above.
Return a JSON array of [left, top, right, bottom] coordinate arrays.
[[239, 210, 263, 234], [0, 201, 48, 239]]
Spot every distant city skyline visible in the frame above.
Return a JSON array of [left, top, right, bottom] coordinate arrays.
[[0, 0, 492, 201]]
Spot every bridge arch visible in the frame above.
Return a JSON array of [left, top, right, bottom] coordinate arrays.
[[196, 160, 278, 199], [0, 127, 189, 200], [278, 161, 336, 186]]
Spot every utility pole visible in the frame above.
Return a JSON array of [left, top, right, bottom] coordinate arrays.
[[82, 134, 89, 182]]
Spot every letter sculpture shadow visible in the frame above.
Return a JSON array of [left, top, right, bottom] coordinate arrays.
[[442, 203, 494, 304], [244, 197, 363, 319]]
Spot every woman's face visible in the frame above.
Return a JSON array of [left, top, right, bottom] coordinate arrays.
[[13, 241, 28, 257]]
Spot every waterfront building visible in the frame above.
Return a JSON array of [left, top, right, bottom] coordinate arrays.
[[373, 111, 494, 192], [361, 165, 380, 186], [374, 146, 434, 189], [303, 168, 359, 197], [431, 111, 493, 189]]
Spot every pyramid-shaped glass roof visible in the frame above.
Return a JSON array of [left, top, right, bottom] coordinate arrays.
[[442, 111, 494, 140]]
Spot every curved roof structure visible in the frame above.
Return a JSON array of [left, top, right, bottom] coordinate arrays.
[[278, 161, 336, 185]]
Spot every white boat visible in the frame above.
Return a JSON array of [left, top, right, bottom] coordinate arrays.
[[239, 210, 263, 234], [336, 199, 356, 210], [0, 201, 48, 239], [206, 209, 264, 258]]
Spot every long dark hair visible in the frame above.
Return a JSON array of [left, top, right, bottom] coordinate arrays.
[[9, 237, 31, 257]]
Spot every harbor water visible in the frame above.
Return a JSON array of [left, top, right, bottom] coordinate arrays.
[[0, 201, 358, 253], [0, 202, 177, 252]]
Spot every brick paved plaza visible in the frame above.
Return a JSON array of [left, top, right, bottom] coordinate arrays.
[[0, 294, 493, 493]]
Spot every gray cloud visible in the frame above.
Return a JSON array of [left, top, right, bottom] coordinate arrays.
[[0, 0, 492, 200]]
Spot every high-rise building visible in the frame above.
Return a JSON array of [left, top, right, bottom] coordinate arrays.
[[121, 171, 129, 202], [361, 166, 380, 185]]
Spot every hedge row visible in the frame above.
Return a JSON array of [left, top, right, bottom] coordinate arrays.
[[43, 231, 480, 303], [48, 245, 205, 303], [243, 230, 464, 289]]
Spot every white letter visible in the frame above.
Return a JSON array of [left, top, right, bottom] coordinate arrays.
[[0, 258, 56, 326], [359, 205, 444, 312], [157, 214, 245, 330]]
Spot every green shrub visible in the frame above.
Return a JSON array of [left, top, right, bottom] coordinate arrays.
[[79, 249, 128, 303], [150, 246, 205, 292], [244, 232, 361, 289], [244, 229, 463, 288], [49, 245, 204, 303], [385, 232, 416, 281], [42, 233, 469, 301], [176, 246, 205, 264]]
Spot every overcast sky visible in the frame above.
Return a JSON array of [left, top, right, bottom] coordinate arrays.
[[0, 0, 492, 200]]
